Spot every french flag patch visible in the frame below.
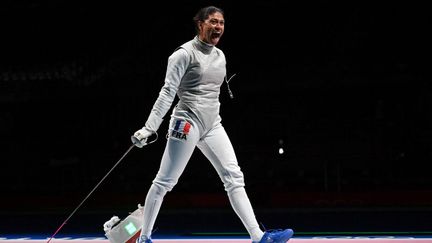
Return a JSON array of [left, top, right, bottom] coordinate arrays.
[[171, 120, 191, 140]]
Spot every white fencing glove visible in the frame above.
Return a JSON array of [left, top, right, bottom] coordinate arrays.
[[131, 127, 154, 148]]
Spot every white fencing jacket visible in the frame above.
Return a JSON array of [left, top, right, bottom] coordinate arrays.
[[145, 36, 227, 134]]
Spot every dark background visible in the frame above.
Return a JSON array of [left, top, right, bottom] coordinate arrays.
[[1, 0, 431, 238]]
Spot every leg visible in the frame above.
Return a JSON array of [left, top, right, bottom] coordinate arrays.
[[197, 123, 264, 242], [139, 118, 200, 240]]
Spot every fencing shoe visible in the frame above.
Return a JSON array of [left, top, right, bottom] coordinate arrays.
[[255, 229, 294, 243], [136, 235, 152, 243]]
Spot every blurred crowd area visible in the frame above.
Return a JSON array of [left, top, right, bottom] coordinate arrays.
[[1, 1, 431, 211]]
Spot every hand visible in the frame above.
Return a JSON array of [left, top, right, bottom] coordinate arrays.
[[131, 127, 154, 148]]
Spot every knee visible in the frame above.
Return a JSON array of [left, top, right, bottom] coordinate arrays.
[[150, 182, 169, 197], [222, 170, 245, 193], [152, 177, 178, 193]]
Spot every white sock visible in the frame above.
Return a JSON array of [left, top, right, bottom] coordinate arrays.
[[228, 187, 264, 242], [140, 184, 167, 238]]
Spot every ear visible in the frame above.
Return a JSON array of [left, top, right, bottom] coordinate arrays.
[[198, 21, 204, 30]]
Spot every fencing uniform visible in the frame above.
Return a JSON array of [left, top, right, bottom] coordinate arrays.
[[139, 36, 263, 241]]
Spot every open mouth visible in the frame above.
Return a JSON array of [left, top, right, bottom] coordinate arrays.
[[211, 32, 221, 38]]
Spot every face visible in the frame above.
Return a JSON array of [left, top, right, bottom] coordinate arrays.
[[198, 12, 225, 45]]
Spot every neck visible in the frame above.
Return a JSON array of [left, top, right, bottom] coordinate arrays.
[[197, 36, 214, 47], [193, 36, 214, 54]]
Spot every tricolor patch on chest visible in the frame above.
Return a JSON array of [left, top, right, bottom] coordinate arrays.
[[170, 120, 191, 140]]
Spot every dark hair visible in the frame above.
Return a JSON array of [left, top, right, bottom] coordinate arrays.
[[193, 6, 224, 33]]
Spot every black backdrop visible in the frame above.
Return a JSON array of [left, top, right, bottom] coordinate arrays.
[[1, 0, 431, 237]]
